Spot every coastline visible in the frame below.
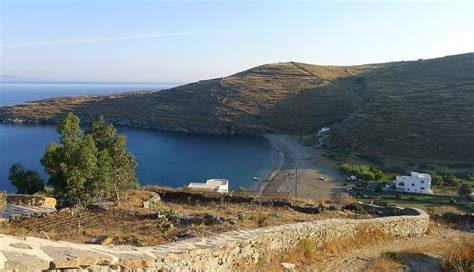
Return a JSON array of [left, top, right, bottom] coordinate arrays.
[[257, 134, 285, 196], [259, 134, 345, 201]]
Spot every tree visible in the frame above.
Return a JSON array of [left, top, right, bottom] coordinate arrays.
[[85, 115, 138, 202], [8, 163, 44, 194], [428, 171, 444, 186], [458, 183, 472, 196], [41, 113, 100, 208], [443, 175, 462, 187]]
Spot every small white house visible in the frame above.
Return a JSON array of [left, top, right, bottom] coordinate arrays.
[[187, 179, 229, 193], [394, 172, 432, 194]]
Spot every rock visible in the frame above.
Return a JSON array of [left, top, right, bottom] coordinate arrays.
[[6, 194, 56, 208], [142, 192, 161, 209], [9, 242, 32, 249], [178, 215, 204, 225], [116, 253, 155, 269], [2, 251, 50, 271], [40, 246, 113, 269], [173, 229, 196, 240], [203, 215, 225, 225], [228, 217, 238, 225], [95, 235, 113, 246], [281, 262, 296, 270]]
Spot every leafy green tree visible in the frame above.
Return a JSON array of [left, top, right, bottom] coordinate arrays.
[[428, 171, 444, 186], [41, 113, 100, 208], [443, 175, 462, 187], [458, 183, 472, 196], [8, 163, 44, 194], [340, 163, 375, 181], [85, 115, 138, 202]]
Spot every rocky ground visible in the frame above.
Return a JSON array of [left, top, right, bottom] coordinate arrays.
[[308, 226, 473, 272], [0, 191, 370, 247]]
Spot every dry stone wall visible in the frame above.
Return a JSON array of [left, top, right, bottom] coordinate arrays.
[[0, 207, 429, 272]]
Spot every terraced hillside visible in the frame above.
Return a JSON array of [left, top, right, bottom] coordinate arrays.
[[0, 53, 473, 162]]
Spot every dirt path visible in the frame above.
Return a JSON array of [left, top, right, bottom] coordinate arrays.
[[307, 228, 474, 272], [261, 134, 345, 201]]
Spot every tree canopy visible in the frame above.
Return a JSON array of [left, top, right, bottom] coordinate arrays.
[[41, 113, 138, 208], [8, 163, 44, 195]]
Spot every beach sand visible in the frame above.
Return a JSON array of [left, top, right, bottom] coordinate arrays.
[[260, 134, 345, 202]]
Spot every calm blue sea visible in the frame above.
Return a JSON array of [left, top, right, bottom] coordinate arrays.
[[0, 82, 279, 193], [0, 81, 178, 106]]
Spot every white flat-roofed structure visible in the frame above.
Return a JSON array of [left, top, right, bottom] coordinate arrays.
[[394, 172, 432, 194], [187, 179, 229, 193]]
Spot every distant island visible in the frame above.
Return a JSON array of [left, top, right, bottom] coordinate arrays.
[[1, 53, 473, 167]]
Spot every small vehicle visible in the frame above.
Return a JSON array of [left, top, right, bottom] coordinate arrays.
[[319, 176, 328, 181]]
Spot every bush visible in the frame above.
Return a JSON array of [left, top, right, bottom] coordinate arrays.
[[163, 208, 181, 221], [381, 250, 402, 262], [299, 237, 315, 258], [8, 163, 44, 195], [340, 163, 376, 181], [458, 184, 472, 196], [156, 217, 174, 235], [236, 186, 247, 195], [237, 210, 246, 222], [257, 213, 269, 227], [157, 208, 179, 236], [443, 175, 463, 187], [333, 192, 355, 204]]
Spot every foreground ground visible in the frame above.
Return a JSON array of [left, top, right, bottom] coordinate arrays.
[[255, 223, 473, 272], [0, 191, 369, 246]]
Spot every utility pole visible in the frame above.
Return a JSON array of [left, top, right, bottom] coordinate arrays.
[[432, 186, 437, 215], [295, 160, 298, 198]]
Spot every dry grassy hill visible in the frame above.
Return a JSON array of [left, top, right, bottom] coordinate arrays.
[[1, 53, 473, 163]]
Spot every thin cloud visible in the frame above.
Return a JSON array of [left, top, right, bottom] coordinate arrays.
[[3, 32, 199, 48]]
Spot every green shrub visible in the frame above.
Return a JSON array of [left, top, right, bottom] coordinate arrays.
[[8, 163, 44, 195], [163, 208, 181, 221], [237, 210, 246, 222], [299, 237, 315, 258], [381, 250, 402, 262], [340, 164, 376, 181]]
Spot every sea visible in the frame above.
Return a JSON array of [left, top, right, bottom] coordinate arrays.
[[0, 82, 279, 193]]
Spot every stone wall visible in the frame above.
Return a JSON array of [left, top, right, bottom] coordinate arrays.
[[0, 207, 429, 272], [6, 194, 56, 209]]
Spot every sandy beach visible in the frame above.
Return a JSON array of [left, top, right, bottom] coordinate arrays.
[[260, 134, 345, 202]]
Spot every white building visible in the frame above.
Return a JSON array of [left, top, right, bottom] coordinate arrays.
[[187, 179, 229, 193], [394, 172, 432, 194]]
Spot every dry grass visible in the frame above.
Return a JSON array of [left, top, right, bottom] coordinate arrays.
[[365, 256, 404, 272], [332, 192, 356, 205], [0, 191, 371, 246], [441, 241, 474, 272], [252, 225, 389, 271]]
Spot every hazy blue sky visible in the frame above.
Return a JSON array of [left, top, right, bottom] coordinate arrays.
[[1, 0, 473, 82]]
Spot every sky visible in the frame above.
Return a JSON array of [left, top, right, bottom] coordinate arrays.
[[1, 0, 473, 82]]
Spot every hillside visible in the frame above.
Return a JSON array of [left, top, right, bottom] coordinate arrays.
[[1, 53, 473, 163]]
